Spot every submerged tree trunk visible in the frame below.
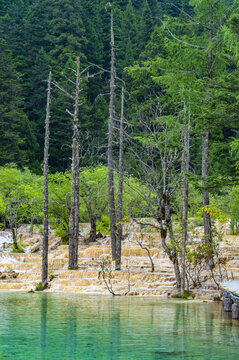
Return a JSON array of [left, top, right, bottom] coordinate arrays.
[[68, 58, 80, 269], [181, 108, 190, 294], [115, 87, 124, 270], [42, 71, 51, 288], [108, 5, 117, 265]]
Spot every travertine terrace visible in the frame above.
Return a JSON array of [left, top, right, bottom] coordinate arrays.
[[0, 226, 239, 300]]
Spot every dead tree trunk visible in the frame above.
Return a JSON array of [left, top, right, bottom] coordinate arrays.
[[12, 227, 18, 250], [202, 129, 213, 268], [68, 58, 80, 269], [116, 87, 124, 270], [181, 105, 190, 294], [88, 216, 97, 243], [159, 193, 181, 289], [6, 204, 18, 250], [42, 71, 51, 289], [108, 5, 117, 265], [201, 4, 214, 269]]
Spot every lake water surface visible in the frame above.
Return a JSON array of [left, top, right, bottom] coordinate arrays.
[[0, 292, 238, 359]]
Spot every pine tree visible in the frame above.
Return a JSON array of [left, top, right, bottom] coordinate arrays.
[[0, 39, 29, 166], [46, 0, 87, 72], [0, 1, 29, 73], [120, 0, 139, 66], [25, 48, 50, 170], [139, 0, 154, 51]]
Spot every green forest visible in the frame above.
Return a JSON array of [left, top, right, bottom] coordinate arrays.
[[0, 0, 239, 289]]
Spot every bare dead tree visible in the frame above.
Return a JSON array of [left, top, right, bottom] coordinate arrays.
[[202, 130, 214, 269], [115, 87, 125, 270], [180, 101, 190, 294], [137, 233, 154, 272], [52, 59, 109, 265], [42, 71, 52, 288], [201, 4, 214, 270], [98, 256, 131, 296], [99, 259, 116, 296], [68, 57, 80, 269], [126, 101, 183, 288], [108, 4, 118, 268]]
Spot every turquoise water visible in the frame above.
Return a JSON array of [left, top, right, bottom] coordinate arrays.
[[0, 293, 239, 359]]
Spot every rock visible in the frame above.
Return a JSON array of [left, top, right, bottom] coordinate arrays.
[[49, 239, 61, 251], [0, 272, 6, 279], [128, 291, 139, 296], [169, 289, 180, 298], [223, 296, 233, 312], [232, 303, 239, 319], [10, 271, 18, 279], [29, 241, 42, 253], [0, 271, 18, 279]]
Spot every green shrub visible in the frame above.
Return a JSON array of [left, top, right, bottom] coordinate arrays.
[[96, 215, 110, 235], [54, 226, 69, 244], [172, 291, 191, 299], [11, 243, 25, 253], [35, 282, 44, 291]]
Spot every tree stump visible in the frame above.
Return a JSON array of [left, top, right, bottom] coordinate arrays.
[[232, 303, 239, 319], [223, 296, 233, 312]]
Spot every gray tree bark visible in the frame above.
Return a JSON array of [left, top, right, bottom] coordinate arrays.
[[181, 105, 190, 294], [68, 58, 80, 269], [201, 4, 214, 269], [202, 129, 213, 268], [115, 87, 124, 270], [42, 71, 51, 288], [88, 216, 97, 243], [108, 5, 117, 264], [160, 192, 181, 289]]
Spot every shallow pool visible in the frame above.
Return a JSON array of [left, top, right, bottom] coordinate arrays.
[[0, 293, 238, 359]]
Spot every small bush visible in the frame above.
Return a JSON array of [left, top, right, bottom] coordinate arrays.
[[11, 243, 25, 253], [54, 226, 69, 244], [35, 282, 44, 291], [180, 291, 191, 299], [96, 215, 110, 235], [172, 291, 192, 299]]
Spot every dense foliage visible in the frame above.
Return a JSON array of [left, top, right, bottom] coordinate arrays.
[[0, 0, 238, 233], [0, 0, 237, 175]]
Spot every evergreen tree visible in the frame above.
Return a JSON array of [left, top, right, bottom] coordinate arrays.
[[117, 0, 139, 70], [46, 0, 87, 72], [0, 39, 30, 166], [25, 48, 50, 170], [139, 0, 153, 51], [0, 1, 29, 73]]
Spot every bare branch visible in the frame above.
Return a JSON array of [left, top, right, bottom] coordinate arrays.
[[52, 81, 74, 100], [158, 17, 205, 49]]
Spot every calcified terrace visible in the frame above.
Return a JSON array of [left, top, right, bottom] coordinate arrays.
[[0, 227, 239, 299]]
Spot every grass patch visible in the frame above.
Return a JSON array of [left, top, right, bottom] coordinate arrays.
[[171, 291, 192, 299], [35, 282, 44, 291]]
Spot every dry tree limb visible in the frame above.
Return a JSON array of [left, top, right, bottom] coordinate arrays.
[[98, 256, 131, 296], [137, 234, 155, 272], [99, 260, 116, 296]]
